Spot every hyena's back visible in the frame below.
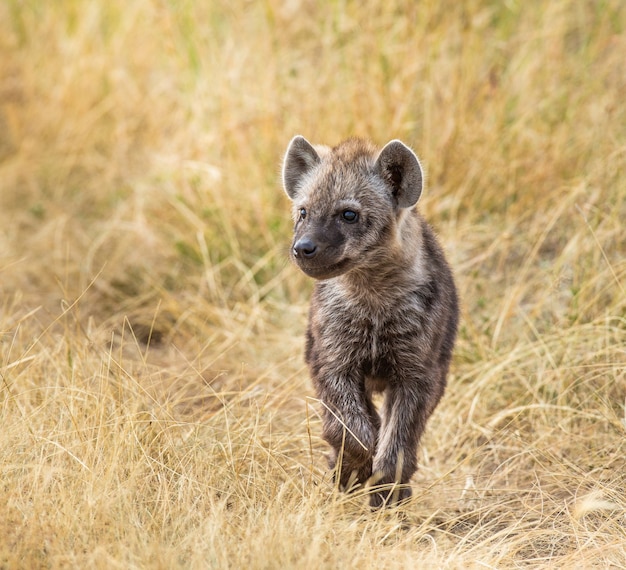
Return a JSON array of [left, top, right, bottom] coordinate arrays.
[[282, 135, 459, 508]]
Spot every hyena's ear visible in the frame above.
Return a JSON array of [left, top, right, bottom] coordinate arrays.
[[374, 140, 423, 208], [282, 135, 321, 200]]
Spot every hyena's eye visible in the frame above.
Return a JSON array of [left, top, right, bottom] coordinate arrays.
[[299, 208, 307, 220], [341, 210, 358, 223]]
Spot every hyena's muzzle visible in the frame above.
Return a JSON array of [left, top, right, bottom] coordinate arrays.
[[291, 228, 354, 280]]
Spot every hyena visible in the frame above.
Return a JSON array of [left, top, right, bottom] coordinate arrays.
[[282, 135, 459, 508]]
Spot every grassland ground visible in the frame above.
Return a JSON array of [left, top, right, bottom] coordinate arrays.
[[1, 1, 625, 568]]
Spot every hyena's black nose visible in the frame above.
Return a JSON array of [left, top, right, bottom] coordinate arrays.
[[293, 238, 317, 259]]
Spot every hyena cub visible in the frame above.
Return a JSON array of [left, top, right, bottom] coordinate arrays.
[[282, 135, 459, 508]]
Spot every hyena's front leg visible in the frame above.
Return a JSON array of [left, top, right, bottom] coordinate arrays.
[[317, 374, 380, 491], [370, 381, 436, 508]]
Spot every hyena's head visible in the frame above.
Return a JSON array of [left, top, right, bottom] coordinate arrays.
[[281, 135, 424, 280]]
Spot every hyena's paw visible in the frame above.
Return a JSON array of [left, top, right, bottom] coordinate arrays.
[[338, 464, 373, 492], [328, 455, 373, 492], [368, 483, 412, 509]]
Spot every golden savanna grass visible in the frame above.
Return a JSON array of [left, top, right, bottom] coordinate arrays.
[[1, 1, 625, 567]]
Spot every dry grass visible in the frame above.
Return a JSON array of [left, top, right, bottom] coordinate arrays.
[[1, 1, 625, 568]]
